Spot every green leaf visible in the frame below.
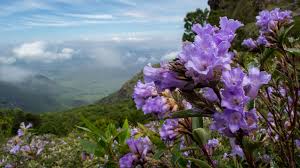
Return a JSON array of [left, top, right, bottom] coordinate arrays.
[[285, 48, 300, 56], [118, 119, 130, 144], [192, 117, 203, 129], [153, 149, 164, 160], [186, 158, 212, 168], [247, 100, 255, 110], [282, 24, 294, 40], [80, 139, 98, 154], [80, 116, 102, 138], [260, 48, 275, 66], [192, 128, 210, 146]]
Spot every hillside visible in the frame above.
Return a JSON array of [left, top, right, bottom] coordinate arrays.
[[98, 71, 143, 104]]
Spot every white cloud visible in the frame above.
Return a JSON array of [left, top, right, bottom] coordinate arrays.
[[123, 11, 146, 18], [161, 51, 179, 61], [0, 57, 16, 64], [65, 13, 113, 19], [13, 41, 75, 63], [89, 47, 123, 68], [0, 66, 34, 83]]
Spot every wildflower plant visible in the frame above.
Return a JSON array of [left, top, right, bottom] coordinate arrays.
[[128, 8, 298, 168], [79, 8, 299, 168]]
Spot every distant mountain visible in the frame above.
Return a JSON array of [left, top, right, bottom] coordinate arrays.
[[98, 71, 143, 104], [0, 74, 87, 113]]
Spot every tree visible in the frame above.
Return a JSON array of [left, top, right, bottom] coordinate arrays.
[[182, 8, 209, 42]]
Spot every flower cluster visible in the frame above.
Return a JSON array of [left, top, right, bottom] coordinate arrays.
[[4, 123, 48, 158], [211, 67, 270, 137], [178, 17, 243, 84], [242, 8, 293, 50], [256, 8, 293, 34], [133, 80, 179, 118], [159, 119, 180, 141], [119, 137, 152, 168]]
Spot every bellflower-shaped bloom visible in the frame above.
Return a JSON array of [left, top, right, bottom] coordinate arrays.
[[159, 119, 179, 141], [221, 68, 245, 88], [142, 96, 170, 117], [219, 17, 244, 34], [257, 34, 268, 46], [127, 137, 152, 159], [218, 17, 244, 42], [242, 38, 257, 50], [210, 113, 226, 132], [177, 17, 243, 84], [143, 64, 187, 90], [245, 109, 258, 131], [133, 81, 158, 109], [119, 153, 138, 168], [230, 139, 244, 158], [221, 87, 250, 112], [207, 139, 219, 148], [243, 67, 271, 98], [256, 8, 293, 33], [224, 109, 247, 133], [201, 87, 219, 102]]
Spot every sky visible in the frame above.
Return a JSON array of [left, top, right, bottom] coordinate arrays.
[[0, 0, 208, 43], [0, 0, 208, 86]]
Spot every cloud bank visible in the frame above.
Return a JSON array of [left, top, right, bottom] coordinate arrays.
[[12, 41, 75, 63]]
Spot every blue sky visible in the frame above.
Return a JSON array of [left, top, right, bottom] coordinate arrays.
[[0, 0, 208, 43]]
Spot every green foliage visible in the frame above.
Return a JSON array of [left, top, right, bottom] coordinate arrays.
[[78, 119, 131, 167], [0, 108, 41, 140], [182, 8, 209, 42]]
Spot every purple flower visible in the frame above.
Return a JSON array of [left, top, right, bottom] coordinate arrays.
[[20, 145, 31, 152], [256, 8, 293, 33], [119, 153, 137, 168], [295, 139, 300, 148], [180, 137, 190, 157], [127, 137, 151, 158], [245, 109, 258, 131], [201, 87, 219, 102], [230, 139, 244, 158], [17, 129, 24, 137], [182, 100, 192, 109], [219, 17, 244, 34], [242, 38, 257, 50], [143, 64, 187, 90], [192, 24, 217, 37], [4, 164, 14, 168], [159, 119, 179, 141], [207, 138, 219, 148], [133, 81, 158, 109], [142, 96, 170, 117], [231, 144, 244, 158], [221, 87, 250, 112], [210, 112, 234, 137], [219, 17, 244, 42], [10, 145, 20, 154], [221, 68, 245, 88], [257, 34, 268, 46], [177, 17, 242, 84], [130, 128, 139, 137], [243, 67, 271, 98], [224, 109, 247, 133]]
